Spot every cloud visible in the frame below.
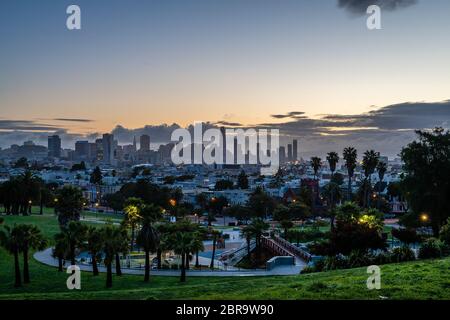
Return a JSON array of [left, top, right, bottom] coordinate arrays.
[[214, 121, 244, 127], [51, 118, 94, 123], [271, 111, 306, 119], [338, 0, 417, 15]]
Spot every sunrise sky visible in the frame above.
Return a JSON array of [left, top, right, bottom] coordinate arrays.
[[1, 0, 450, 156]]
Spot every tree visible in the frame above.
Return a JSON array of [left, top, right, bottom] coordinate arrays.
[[53, 233, 67, 272], [326, 152, 340, 175], [86, 226, 103, 276], [310, 157, 322, 180], [280, 220, 294, 238], [288, 201, 311, 224], [14, 157, 28, 169], [241, 225, 253, 260], [192, 230, 205, 268], [0, 225, 22, 287], [400, 128, 450, 236], [113, 227, 129, 276], [208, 196, 228, 226], [58, 221, 88, 265], [16, 224, 47, 283], [90, 166, 103, 185], [122, 197, 144, 251], [376, 161, 387, 209], [343, 147, 357, 200], [100, 224, 122, 288], [439, 218, 450, 246], [209, 229, 222, 270], [71, 161, 86, 172], [362, 150, 379, 208], [215, 179, 234, 191], [237, 170, 249, 189], [247, 187, 275, 219], [136, 204, 162, 282], [172, 231, 195, 282], [247, 218, 269, 265], [322, 182, 343, 229], [55, 185, 85, 227]]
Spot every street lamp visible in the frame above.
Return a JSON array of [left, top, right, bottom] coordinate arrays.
[[420, 213, 429, 223]]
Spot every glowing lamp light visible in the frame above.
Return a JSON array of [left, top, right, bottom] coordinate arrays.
[[420, 213, 429, 222], [169, 199, 177, 207]]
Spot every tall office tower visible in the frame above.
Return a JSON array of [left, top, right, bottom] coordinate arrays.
[[292, 139, 298, 161], [140, 134, 150, 151], [75, 141, 89, 160], [279, 146, 286, 164], [287, 144, 293, 161], [220, 126, 226, 164], [88, 142, 97, 162], [102, 133, 115, 165], [48, 135, 61, 158], [133, 136, 137, 152]]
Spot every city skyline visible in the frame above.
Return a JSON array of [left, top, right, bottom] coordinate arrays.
[[1, 0, 450, 157]]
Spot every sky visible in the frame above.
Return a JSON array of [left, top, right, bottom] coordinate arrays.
[[1, 0, 450, 157]]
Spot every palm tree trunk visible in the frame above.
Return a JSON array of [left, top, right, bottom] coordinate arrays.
[[247, 238, 251, 259], [23, 248, 30, 283], [130, 225, 135, 251], [70, 244, 76, 266], [144, 249, 150, 282], [106, 262, 113, 288], [58, 256, 63, 272], [186, 254, 190, 270], [347, 176, 352, 201], [195, 251, 199, 268], [210, 238, 216, 269], [14, 249, 22, 287], [157, 248, 162, 269], [180, 253, 186, 282], [92, 254, 99, 276], [115, 254, 122, 276]]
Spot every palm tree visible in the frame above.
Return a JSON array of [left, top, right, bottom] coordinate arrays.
[[114, 227, 129, 276], [376, 161, 387, 209], [310, 157, 322, 180], [191, 231, 205, 268], [59, 221, 88, 265], [362, 150, 380, 208], [122, 197, 144, 251], [136, 204, 161, 282], [240, 225, 253, 260], [86, 226, 102, 276], [17, 171, 40, 215], [343, 147, 357, 200], [326, 152, 340, 176], [248, 218, 269, 266], [322, 182, 343, 229], [53, 233, 67, 272], [0, 225, 22, 287], [209, 229, 221, 270], [172, 231, 195, 282], [16, 224, 47, 283], [100, 224, 120, 288]]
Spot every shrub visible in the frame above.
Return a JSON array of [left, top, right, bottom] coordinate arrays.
[[323, 254, 349, 271], [418, 238, 445, 259], [391, 246, 416, 263], [439, 219, 450, 246], [392, 228, 421, 244]]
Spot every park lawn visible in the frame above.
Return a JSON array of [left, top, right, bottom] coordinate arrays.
[[1, 214, 450, 300]]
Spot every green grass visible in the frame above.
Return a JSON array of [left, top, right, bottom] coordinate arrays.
[[1, 213, 449, 300]]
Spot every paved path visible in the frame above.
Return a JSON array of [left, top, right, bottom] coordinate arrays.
[[34, 248, 303, 277]]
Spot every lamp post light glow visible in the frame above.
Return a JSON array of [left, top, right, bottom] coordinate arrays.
[[420, 213, 429, 223]]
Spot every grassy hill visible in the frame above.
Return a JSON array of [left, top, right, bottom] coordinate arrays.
[[1, 214, 449, 300]]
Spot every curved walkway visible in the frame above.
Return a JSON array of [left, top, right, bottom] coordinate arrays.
[[34, 248, 303, 277]]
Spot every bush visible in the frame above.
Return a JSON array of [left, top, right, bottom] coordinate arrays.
[[323, 254, 349, 271], [391, 246, 416, 263], [392, 228, 421, 244], [418, 238, 445, 259], [440, 219, 450, 246]]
